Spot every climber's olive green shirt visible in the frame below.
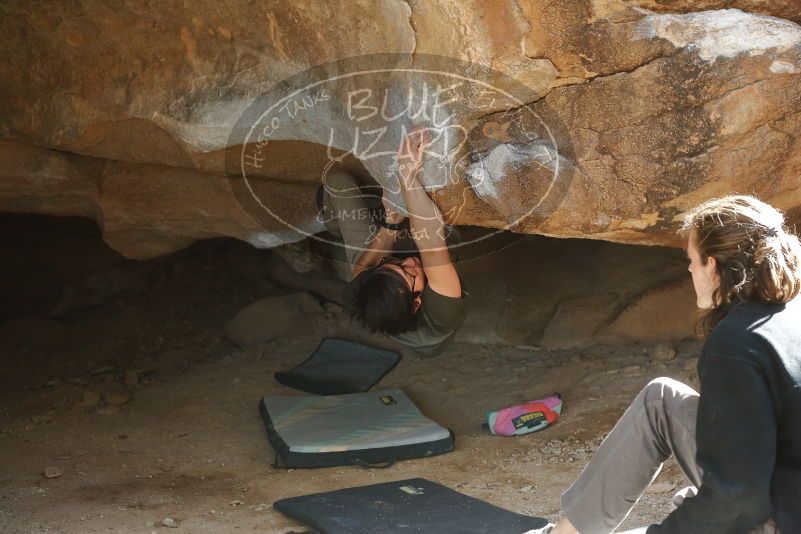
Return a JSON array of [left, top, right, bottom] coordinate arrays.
[[344, 271, 470, 358]]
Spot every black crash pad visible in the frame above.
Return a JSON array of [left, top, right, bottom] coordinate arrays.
[[274, 337, 400, 395], [274, 477, 549, 533]]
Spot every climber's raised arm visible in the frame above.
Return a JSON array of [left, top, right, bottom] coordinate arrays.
[[395, 126, 461, 298]]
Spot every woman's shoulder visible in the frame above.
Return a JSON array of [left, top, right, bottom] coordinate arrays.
[[717, 298, 791, 327], [707, 298, 798, 357]]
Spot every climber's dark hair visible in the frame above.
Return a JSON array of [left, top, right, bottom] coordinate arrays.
[[350, 266, 421, 335]]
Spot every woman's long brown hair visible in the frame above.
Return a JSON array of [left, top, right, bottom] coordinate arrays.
[[681, 195, 801, 336]]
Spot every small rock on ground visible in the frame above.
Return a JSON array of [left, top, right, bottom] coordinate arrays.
[[159, 517, 179, 528], [652, 342, 677, 362], [43, 466, 63, 479], [646, 481, 676, 494]]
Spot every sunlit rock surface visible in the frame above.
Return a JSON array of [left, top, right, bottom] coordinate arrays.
[[0, 1, 799, 258]]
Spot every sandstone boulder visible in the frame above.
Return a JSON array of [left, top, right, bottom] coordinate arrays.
[[540, 294, 622, 350], [0, 2, 799, 257], [225, 292, 323, 346], [596, 278, 698, 342]]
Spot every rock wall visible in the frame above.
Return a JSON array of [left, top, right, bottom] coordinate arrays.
[[1, 1, 799, 258]]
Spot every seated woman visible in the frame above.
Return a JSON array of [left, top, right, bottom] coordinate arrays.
[[530, 195, 801, 534]]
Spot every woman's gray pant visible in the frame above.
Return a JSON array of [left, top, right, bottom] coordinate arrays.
[[561, 377, 775, 534]]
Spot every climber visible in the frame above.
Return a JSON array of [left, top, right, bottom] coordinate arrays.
[[526, 195, 801, 534], [317, 126, 469, 357]]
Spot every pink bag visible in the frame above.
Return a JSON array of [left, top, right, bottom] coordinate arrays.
[[485, 394, 562, 436]]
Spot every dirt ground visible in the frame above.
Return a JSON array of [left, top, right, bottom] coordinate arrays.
[[0, 326, 701, 533], [0, 214, 700, 533]]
